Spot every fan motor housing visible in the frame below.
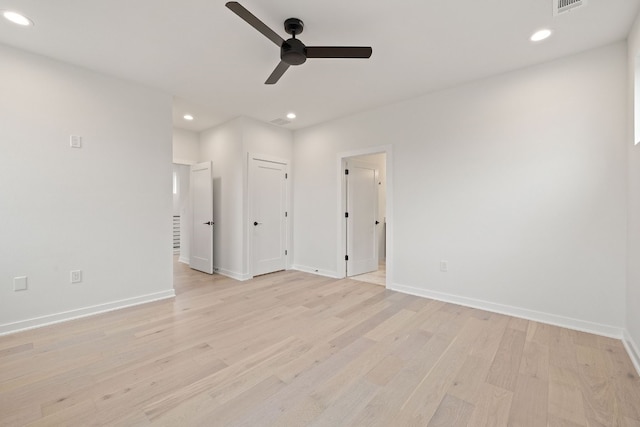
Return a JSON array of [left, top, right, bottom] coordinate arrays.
[[281, 38, 307, 65]]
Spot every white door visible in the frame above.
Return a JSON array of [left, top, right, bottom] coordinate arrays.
[[346, 160, 378, 276], [189, 161, 214, 274], [250, 158, 287, 276]]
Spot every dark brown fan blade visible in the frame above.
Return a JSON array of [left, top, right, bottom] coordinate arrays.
[[306, 46, 372, 59], [265, 61, 290, 84], [225, 2, 284, 47]]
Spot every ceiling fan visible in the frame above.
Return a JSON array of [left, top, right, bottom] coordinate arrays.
[[225, 2, 373, 84]]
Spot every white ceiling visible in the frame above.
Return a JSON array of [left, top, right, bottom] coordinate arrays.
[[1, 0, 639, 131]]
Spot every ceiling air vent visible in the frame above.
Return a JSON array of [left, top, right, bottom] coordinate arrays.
[[270, 118, 291, 126], [553, 0, 587, 16]]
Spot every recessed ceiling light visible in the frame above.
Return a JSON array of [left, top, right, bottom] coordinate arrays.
[[286, 112, 296, 120], [183, 114, 194, 121], [530, 29, 552, 42], [2, 10, 34, 26]]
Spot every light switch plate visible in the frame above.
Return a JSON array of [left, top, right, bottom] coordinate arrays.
[[13, 276, 28, 291], [70, 135, 82, 148], [70, 270, 82, 284]]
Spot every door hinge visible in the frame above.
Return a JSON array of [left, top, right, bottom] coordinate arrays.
[[345, 212, 349, 218], [345, 169, 349, 175], [285, 211, 288, 217], [285, 250, 288, 255], [285, 173, 288, 179], [345, 255, 349, 261]]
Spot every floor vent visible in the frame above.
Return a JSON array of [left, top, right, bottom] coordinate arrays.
[[270, 118, 292, 126], [553, 0, 587, 15]]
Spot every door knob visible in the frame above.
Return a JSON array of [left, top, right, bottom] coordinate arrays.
[[254, 221, 263, 226], [375, 220, 380, 225], [204, 221, 214, 225]]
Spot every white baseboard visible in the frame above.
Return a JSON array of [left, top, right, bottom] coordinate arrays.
[[0, 290, 175, 336], [178, 256, 189, 264], [291, 264, 340, 279], [623, 330, 640, 376], [214, 267, 251, 281], [390, 283, 624, 339]]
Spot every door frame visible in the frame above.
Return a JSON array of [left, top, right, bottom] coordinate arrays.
[[337, 145, 393, 286], [246, 152, 291, 278]]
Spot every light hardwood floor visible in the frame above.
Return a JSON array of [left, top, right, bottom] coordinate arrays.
[[1, 258, 639, 426]]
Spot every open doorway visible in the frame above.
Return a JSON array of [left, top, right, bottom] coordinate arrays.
[[339, 147, 391, 287], [172, 163, 191, 264]]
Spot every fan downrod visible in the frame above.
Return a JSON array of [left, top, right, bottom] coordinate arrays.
[[281, 18, 306, 65]]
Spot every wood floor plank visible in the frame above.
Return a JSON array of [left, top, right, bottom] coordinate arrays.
[[364, 354, 404, 386], [507, 374, 549, 427], [548, 379, 589, 426], [145, 391, 216, 427], [602, 340, 640, 422], [308, 379, 378, 427], [364, 308, 416, 341], [426, 393, 475, 427], [349, 334, 452, 426], [142, 336, 305, 420], [486, 327, 526, 391], [519, 339, 550, 381], [466, 314, 510, 362], [547, 414, 587, 427], [467, 383, 513, 426], [448, 354, 492, 402], [0, 257, 638, 426], [227, 337, 375, 427], [622, 416, 640, 427], [508, 316, 529, 332], [389, 314, 485, 425], [575, 343, 619, 426], [550, 326, 580, 370], [200, 375, 288, 427]]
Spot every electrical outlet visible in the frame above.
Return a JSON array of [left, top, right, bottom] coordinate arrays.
[[13, 276, 28, 291], [70, 270, 82, 284], [440, 261, 448, 272]]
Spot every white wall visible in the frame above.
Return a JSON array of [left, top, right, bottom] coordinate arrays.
[[627, 15, 640, 371], [241, 117, 294, 274], [198, 116, 293, 280], [0, 43, 174, 334], [200, 118, 245, 278], [293, 42, 627, 335], [242, 116, 295, 160], [173, 127, 199, 165]]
